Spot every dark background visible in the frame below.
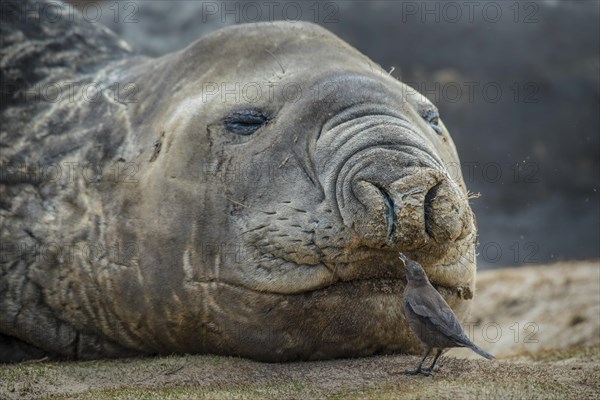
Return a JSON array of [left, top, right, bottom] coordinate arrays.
[[71, 0, 599, 268]]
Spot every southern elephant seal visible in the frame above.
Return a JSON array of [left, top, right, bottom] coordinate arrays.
[[0, 0, 477, 362]]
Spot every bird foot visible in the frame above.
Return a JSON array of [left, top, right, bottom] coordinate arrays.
[[422, 363, 443, 373]]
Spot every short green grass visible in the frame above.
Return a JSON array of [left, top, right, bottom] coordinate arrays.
[[1, 345, 598, 400], [44, 382, 318, 400]]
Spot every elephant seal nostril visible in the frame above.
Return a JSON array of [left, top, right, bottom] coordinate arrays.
[[376, 186, 397, 244], [351, 180, 399, 247], [424, 182, 442, 238], [424, 180, 464, 243]]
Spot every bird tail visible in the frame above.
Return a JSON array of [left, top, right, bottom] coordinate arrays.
[[470, 343, 495, 360]]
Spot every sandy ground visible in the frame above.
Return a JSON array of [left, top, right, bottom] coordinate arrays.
[[448, 261, 600, 359], [1, 261, 598, 399]]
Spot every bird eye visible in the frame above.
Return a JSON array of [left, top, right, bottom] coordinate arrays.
[[224, 110, 269, 136], [422, 110, 442, 135]]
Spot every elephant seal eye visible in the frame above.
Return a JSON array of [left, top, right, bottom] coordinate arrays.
[[224, 110, 269, 135], [422, 110, 442, 135]]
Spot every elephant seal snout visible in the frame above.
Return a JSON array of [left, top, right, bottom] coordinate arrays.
[[350, 169, 471, 250], [1, 1, 477, 362], [317, 97, 474, 267]]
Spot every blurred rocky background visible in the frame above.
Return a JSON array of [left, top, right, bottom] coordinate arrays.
[[67, 0, 599, 268]]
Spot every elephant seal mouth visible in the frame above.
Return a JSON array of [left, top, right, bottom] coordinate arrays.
[[250, 242, 476, 297]]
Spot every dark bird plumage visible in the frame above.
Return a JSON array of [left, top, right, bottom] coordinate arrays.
[[400, 253, 495, 376]]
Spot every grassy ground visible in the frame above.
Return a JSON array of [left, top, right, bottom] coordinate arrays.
[[1, 345, 598, 399]]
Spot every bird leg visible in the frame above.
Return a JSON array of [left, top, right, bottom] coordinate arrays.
[[404, 348, 431, 376], [422, 349, 443, 373]]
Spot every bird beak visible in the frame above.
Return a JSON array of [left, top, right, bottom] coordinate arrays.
[[398, 253, 408, 267]]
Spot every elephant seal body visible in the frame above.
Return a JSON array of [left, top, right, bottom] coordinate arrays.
[[1, 0, 477, 362]]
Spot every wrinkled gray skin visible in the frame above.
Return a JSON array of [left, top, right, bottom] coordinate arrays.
[[0, 0, 477, 362]]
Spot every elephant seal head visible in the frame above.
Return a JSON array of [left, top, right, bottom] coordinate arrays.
[[106, 22, 477, 360], [1, 15, 476, 361]]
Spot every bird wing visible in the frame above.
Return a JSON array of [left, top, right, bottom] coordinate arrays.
[[406, 288, 470, 345]]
